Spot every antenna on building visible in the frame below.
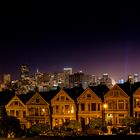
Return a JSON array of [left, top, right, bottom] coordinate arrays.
[[37, 68, 39, 73]]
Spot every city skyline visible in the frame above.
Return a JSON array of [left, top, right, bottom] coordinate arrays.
[[0, 2, 140, 81]]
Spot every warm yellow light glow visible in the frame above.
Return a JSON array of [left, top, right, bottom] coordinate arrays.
[[42, 108, 45, 112], [103, 104, 108, 109], [71, 106, 74, 113]]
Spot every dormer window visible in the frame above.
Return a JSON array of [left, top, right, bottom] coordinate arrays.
[[87, 94, 91, 99], [36, 99, 39, 103], [60, 96, 65, 101]]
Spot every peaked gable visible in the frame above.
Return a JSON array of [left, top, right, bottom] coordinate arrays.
[[26, 92, 49, 105], [104, 84, 129, 99], [133, 87, 140, 96], [6, 95, 26, 109], [77, 87, 101, 101], [51, 89, 74, 103]]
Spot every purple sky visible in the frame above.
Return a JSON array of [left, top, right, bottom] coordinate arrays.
[[0, 2, 140, 81]]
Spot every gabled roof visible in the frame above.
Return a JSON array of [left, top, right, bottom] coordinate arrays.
[[117, 82, 140, 96], [51, 89, 75, 103], [26, 92, 50, 105], [39, 89, 60, 103], [89, 84, 110, 101], [6, 95, 26, 108], [133, 86, 140, 96], [77, 87, 102, 101], [17, 92, 35, 104], [63, 87, 84, 101], [104, 84, 130, 99]]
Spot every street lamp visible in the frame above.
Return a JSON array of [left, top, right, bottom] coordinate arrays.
[[102, 103, 108, 128]]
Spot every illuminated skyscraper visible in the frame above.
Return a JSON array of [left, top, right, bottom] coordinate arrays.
[[64, 68, 72, 88], [128, 74, 139, 83], [134, 74, 139, 82], [20, 64, 29, 79], [128, 74, 134, 84], [100, 73, 113, 88], [69, 71, 85, 88], [3, 74, 11, 85]]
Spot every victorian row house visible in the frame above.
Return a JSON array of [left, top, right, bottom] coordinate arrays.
[[0, 82, 140, 130]]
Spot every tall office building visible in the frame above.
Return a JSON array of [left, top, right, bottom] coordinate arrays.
[[100, 73, 113, 88], [128, 74, 139, 84], [3, 74, 11, 85], [20, 64, 29, 79], [69, 71, 85, 88], [64, 68, 72, 88], [134, 74, 139, 82]]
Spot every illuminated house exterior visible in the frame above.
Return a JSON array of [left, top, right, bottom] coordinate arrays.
[[133, 87, 140, 118], [6, 95, 27, 129], [77, 87, 102, 125], [51, 89, 76, 129], [1, 82, 140, 130], [104, 84, 130, 126], [26, 92, 50, 128]]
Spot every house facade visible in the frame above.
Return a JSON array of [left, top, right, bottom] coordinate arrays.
[[77, 87, 102, 126], [104, 84, 130, 126], [133, 87, 140, 118], [5, 95, 27, 129], [2, 83, 140, 130], [51, 89, 76, 129], [26, 92, 50, 128]]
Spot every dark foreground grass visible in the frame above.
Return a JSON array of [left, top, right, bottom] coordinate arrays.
[[1, 135, 140, 140]]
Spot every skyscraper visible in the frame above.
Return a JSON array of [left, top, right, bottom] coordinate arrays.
[[69, 71, 85, 88], [64, 68, 72, 88], [3, 74, 11, 85], [20, 64, 29, 79]]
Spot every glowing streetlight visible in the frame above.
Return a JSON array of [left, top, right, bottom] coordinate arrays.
[[102, 103, 108, 129], [103, 104, 108, 109]]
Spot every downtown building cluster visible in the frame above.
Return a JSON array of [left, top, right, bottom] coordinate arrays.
[[0, 64, 114, 94]]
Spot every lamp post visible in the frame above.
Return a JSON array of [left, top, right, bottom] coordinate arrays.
[[102, 103, 108, 128]]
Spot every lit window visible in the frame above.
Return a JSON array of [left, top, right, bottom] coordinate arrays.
[[40, 108, 45, 116], [71, 106, 74, 113]]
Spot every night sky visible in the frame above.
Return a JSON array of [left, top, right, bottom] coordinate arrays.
[[0, 2, 140, 81]]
